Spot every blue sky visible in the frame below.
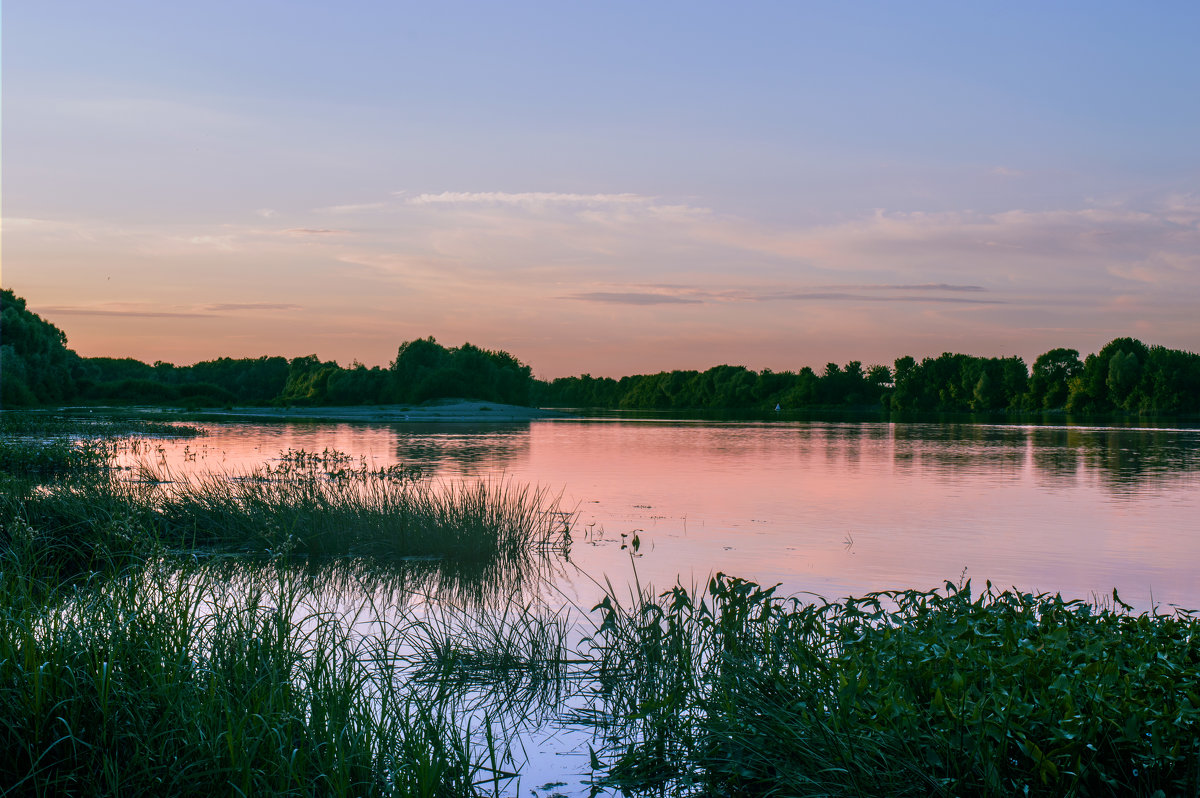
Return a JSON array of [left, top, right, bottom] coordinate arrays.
[[5, 2, 1199, 376]]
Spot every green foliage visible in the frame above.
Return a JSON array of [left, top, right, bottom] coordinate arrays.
[[584, 575, 1200, 797], [391, 337, 535, 406], [536, 361, 891, 411], [280, 354, 344, 404], [888, 352, 1029, 412], [1, 289, 83, 406], [0, 558, 499, 796], [1028, 348, 1083, 409], [1066, 338, 1200, 414]]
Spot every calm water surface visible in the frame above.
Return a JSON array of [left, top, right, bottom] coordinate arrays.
[[124, 416, 1200, 795], [138, 417, 1200, 611]]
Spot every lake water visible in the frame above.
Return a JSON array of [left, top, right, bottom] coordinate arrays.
[[134, 416, 1200, 612], [120, 415, 1200, 795]]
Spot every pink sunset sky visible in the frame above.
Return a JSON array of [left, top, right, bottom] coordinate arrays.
[[5, 3, 1199, 378]]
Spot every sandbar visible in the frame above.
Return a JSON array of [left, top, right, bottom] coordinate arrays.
[[195, 399, 571, 424]]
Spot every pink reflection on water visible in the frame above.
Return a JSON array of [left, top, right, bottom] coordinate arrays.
[[130, 419, 1200, 611]]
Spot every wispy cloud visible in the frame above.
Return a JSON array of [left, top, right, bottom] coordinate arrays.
[[281, 228, 349, 236], [561, 283, 1003, 307], [990, 166, 1026, 178], [563, 286, 1001, 306], [56, 94, 251, 132], [205, 303, 302, 312], [41, 302, 302, 318], [184, 235, 238, 251], [564, 292, 704, 305], [41, 306, 211, 319], [316, 202, 388, 214], [407, 191, 650, 207], [761, 292, 1002, 305], [866, 283, 987, 292]]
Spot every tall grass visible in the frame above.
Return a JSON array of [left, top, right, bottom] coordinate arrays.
[[0, 554, 511, 797], [0, 437, 113, 480], [137, 463, 569, 563], [581, 573, 1200, 797], [2, 448, 571, 592]]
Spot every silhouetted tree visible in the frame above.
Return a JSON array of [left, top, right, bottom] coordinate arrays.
[[1, 289, 83, 406]]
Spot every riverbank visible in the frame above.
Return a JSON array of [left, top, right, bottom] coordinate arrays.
[[202, 398, 571, 423], [39, 399, 573, 424]]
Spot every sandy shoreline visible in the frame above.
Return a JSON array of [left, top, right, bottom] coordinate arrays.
[[192, 399, 572, 424]]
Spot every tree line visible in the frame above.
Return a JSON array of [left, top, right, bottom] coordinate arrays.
[[536, 341, 1200, 414], [3, 288, 1199, 414], [1, 291, 533, 409]]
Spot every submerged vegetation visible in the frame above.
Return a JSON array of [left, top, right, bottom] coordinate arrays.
[[5, 287, 1200, 414]]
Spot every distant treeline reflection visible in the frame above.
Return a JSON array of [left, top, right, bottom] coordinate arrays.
[[4, 288, 1200, 415]]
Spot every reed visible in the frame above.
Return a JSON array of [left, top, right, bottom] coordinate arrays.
[[581, 574, 1200, 797], [0, 437, 113, 480], [3, 455, 570, 588], [0, 555, 509, 797]]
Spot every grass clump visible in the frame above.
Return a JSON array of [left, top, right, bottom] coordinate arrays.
[[87, 462, 567, 565], [0, 437, 112, 480], [582, 574, 1200, 797], [2, 442, 570, 589], [0, 556, 505, 797]]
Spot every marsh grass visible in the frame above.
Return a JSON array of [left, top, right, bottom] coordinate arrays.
[[581, 574, 1200, 797], [2, 444, 571, 592], [403, 595, 579, 720], [0, 437, 113, 480], [0, 554, 513, 797], [134, 460, 569, 568]]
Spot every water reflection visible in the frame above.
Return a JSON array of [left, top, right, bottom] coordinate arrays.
[[118, 418, 1200, 611], [1074, 427, 1200, 492], [391, 424, 530, 474]]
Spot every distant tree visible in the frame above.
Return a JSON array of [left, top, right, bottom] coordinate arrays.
[[281, 355, 341, 404], [1068, 338, 1151, 413], [388, 337, 534, 405], [1, 289, 83, 406], [1027, 348, 1082, 409]]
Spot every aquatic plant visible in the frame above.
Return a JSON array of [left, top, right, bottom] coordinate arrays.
[[0, 555, 509, 797], [0, 436, 112, 479], [581, 575, 1200, 797], [2, 444, 571, 602]]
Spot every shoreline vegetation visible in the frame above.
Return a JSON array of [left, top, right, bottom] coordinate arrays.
[[6, 288, 1200, 418], [2, 415, 1200, 795]]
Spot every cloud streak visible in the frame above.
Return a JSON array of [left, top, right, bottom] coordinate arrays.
[[41, 306, 211, 319], [205, 303, 302, 312], [761, 292, 1002, 304], [563, 288, 1002, 306], [281, 228, 349, 237], [407, 191, 650, 207], [564, 292, 705, 305]]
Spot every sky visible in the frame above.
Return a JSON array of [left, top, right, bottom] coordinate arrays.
[[4, 1, 1200, 378]]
